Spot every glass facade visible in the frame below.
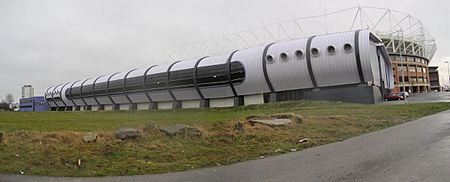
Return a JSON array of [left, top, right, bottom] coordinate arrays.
[[66, 62, 246, 99]]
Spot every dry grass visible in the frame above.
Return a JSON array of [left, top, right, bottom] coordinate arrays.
[[0, 101, 450, 176]]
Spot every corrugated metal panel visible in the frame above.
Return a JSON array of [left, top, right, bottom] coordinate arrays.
[[369, 44, 381, 86], [96, 96, 113, 105], [310, 31, 361, 87], [95, 74, 111, 84], [266, 39, 314, 91], [128, 92, 150, 103], [109, 71, 128, 81], [72, 99, 85, 106], [358, 30, 374, 83], [110, 94, 129, 104], [170, 59, 201, 100], [198, 53, 235, 98], [231, 46, 271, 95], [127, 67, 147, 78]]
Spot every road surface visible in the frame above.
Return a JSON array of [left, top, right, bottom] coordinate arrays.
[[2, 109, 450, 182]]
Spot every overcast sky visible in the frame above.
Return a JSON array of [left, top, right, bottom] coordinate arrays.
[[1, 0, 449, 101]]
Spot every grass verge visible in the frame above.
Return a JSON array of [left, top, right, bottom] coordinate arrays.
[[0, 101, 449, 176]]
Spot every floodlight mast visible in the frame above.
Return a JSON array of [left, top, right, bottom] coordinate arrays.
[[397, 29, 407, 93]]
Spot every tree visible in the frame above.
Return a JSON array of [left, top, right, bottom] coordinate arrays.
[[5, 94, 14, 104]]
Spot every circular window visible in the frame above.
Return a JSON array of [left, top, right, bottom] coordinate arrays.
[[295, 50, 304, 59], [280, 52, 289, 61], [266, 55, 274, 64], [327, 45, 336, 55], [343, 43, 353, 53], [311, 48, 320, 57]]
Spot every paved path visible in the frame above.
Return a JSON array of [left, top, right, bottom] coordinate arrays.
[[2, 109, 450, 182]]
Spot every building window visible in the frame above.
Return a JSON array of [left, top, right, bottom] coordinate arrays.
[[311, 48, 320, 57], [266, 55, 275, 64], [295, 50, 304, 59], [196, 62, 245, 87], [343, 43, 353, 53], [327, 45, 336, 55], [417, 66, 422, 72], [279, 52, 289, 61], [169, 68, 195, 88]]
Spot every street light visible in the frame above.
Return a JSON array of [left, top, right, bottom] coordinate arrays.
[[445, 61, 449, 90]]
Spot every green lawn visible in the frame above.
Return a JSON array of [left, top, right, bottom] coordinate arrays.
[[0, 101, 449, 176]]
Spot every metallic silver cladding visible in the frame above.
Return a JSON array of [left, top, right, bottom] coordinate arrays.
[[310, 31, 361, 87], [53, 84, 65, 107], [146, 64, 172, 102], [45, 85, 57, 107], [60, 82, 72, 107], [265, 38, 314, 92], [358, 30, 374, 83], [197, 53, 235, 99], [369, 44, 381, 86], [170, 59, 201, 100], [45, 30, 393, 109], [231, 46, 271, 95]]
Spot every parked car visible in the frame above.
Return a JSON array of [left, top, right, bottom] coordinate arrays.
[[398, 91, 409, 97], [384, 94, 404, 101]]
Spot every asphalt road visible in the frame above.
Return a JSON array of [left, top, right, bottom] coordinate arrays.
[[2, 109, 450, 182]]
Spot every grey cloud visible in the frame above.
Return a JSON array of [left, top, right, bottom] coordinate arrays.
[[1, 0, 449, 101]]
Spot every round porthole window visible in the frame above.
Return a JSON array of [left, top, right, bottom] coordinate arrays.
[[295, 50, 304, 59], [343, 43, 353, 53], [280, 52, 289, 61], [266, 55, 275, 64], [311, 48, 320, 57], [327, 45, 336, 55]]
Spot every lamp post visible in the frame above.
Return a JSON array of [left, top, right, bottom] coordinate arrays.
[[445, 61, 449, 90]]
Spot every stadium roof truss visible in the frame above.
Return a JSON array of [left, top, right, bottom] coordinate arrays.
[[162, 6, 436, 62]]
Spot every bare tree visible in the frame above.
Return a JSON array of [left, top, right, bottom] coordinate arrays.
[[5, 94, 14, 104]]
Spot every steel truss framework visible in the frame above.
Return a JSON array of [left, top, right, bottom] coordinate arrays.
[[162, 6, 436, 62]]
